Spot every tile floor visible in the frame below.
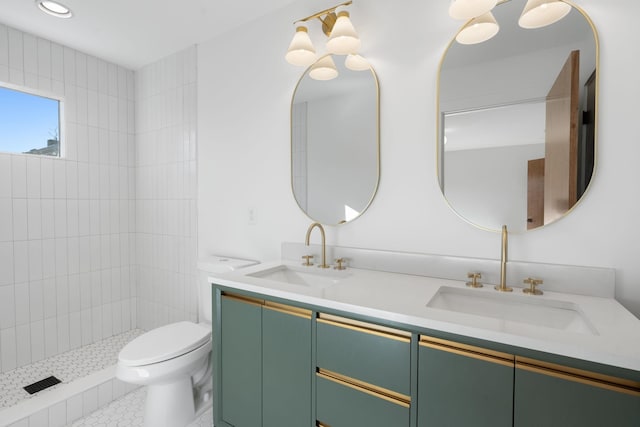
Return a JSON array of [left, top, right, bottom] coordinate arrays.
[[70, 388, 213, 427], [0, 330, 144, 409]]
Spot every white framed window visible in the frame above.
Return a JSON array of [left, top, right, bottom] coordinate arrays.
[[0, 83, 64, 157]]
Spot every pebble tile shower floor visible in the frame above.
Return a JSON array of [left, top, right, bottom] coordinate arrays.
[[70, 388, 212, 427], [0, 330, 144, 409]]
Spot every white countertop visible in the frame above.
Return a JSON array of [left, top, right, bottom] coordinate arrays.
[[208, 260, 640, 372]]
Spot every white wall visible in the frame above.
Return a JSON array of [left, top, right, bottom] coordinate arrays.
[[135, 47, 198, 331], [0, 24, 136, 373], [198, 0, 640, 317]]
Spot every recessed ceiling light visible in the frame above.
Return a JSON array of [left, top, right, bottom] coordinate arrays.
[[36, 0, 73, 18]]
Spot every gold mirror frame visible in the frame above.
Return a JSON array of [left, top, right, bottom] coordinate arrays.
[[291, 54, 380, 225], [437, 0, 599, 233]]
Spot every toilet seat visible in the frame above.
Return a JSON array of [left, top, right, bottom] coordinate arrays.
[[119, 321, 211, 367]]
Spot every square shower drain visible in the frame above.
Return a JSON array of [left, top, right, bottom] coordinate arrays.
[[23, 375, 62, 394]]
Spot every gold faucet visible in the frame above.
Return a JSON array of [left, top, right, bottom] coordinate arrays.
[[495, 225, 513, 292], [305, 222, 330, 268]]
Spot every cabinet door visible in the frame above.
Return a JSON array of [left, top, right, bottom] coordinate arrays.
[[262, 303, 312, 427], [316, 372, 410, 427], [418, 336, 514, 427], [220, 295, 262, 427], [515, 360, 640, 427]]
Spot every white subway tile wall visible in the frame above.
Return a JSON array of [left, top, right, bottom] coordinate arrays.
[[134, 47, 198, 330], [0, 23, 137, 373]]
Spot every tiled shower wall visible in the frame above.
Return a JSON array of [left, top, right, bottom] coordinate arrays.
[[134, 47, 198, 330], [0, 24, 137, 373]]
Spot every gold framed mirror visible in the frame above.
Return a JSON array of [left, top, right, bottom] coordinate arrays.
[[291, 54, 380, 225], [438, 0, 598, 232]]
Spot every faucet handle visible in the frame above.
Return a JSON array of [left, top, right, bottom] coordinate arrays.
[[466, 272, 483, 288], [523, 278, 543, 295], [301, 255, 314, 267], [334, 258, 347, 270]]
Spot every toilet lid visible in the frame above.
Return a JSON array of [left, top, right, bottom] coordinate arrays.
[[119, 322, 211, 367]]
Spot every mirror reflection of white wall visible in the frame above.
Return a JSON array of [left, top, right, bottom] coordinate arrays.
[[292, 102, 308, 212], [444, 102, 545, 230], [306, 89, 376, 222]]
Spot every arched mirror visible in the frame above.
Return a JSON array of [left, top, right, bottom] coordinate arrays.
[[292, 54, 380, 225], [438, 0, 598, 232]]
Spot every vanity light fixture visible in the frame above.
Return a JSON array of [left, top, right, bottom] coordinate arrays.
[[309, 55, 339, 81], [285, 24, 317, 67], [518, 0, 572, 29], [326, 6, 361, 55], [36, 0, 73, 18], [285, 1, 365, 79], [456, 11, 500, 45], [344, 53, 370, 71], [449, 0, 498, 20]]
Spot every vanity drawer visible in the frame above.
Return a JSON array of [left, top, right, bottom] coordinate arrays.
[[316, 371, 410, 427], [316, 313, 411, 396]]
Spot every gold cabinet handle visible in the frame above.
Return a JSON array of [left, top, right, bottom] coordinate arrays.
[[317, 314, 411, 342], [516, 358, 640, 397], [222, 292, 312, 319], [419, 336, 514, 367], [317, 370, 410, 408], [264, 300, 312, 319]]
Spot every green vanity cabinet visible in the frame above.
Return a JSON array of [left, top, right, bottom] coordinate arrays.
[[514, 357, 640, 427], [215, 286, 640, 427], [315, 314, 412, 427], [217, 293, 312, 427], [417, 336, 514, 427]]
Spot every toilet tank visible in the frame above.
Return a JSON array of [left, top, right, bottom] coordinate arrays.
[[197, 255, 258, 323]]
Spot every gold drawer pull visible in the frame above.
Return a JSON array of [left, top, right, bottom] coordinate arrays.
[[318, 314, 411, 342], [317, 370, 411, 408]]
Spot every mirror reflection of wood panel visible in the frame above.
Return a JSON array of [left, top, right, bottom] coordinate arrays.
[[527, 158, 545, 230], [544, 50, 580, 225]]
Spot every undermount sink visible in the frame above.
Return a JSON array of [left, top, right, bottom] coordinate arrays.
[[427, 286, 598, 335], [247, 264, 345, 289]]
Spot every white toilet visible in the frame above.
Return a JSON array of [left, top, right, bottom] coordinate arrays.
[[116, 256, 257, 427]]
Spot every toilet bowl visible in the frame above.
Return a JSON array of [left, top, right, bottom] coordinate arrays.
[[117, 256, 257, 427], [117, 321, 212, 427]]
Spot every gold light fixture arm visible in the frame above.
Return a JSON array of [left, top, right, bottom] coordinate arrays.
[[295, 1, 353, 36], [295, 1, 352, 24]]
